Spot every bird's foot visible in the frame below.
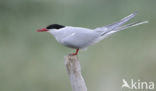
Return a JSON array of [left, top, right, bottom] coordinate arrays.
[[70, 49, 79, 56], [71, 53, 78, 56]]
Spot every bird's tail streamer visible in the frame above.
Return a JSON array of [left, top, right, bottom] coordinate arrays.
[[94, 12, 148, 44]]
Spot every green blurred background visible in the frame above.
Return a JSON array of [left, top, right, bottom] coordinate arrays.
[[0, 0, 156, 91]]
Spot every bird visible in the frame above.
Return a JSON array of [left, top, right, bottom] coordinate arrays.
[[37, 12, 148, 55]]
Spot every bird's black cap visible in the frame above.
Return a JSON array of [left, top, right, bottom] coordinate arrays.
[[46, 24, 65, 29]]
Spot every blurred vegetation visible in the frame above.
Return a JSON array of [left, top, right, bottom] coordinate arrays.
[[0, 0, 156, 91]]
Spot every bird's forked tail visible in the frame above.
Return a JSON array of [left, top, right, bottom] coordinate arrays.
[[94, 12, 148, 43]]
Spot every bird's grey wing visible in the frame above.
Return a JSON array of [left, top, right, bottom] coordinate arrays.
[[93, 12, 148, 44], [94, 12, 137, 33], [61, 31, 98, 49]]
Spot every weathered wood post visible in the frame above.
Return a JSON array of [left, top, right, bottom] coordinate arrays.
[[64, 55, 87, 91]]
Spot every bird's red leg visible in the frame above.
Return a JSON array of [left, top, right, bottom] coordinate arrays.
[[72, 49, 79, 55]]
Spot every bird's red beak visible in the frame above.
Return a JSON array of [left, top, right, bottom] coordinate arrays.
[[36, 28, 48, 32]]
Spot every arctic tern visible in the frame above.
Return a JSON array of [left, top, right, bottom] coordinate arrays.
[[37, 12, 148, 55]]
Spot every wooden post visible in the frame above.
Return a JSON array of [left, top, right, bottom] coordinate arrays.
[[64, 55, 87, 91]]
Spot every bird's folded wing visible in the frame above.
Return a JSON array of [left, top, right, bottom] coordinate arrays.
[[94, 12, 137, 33]]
